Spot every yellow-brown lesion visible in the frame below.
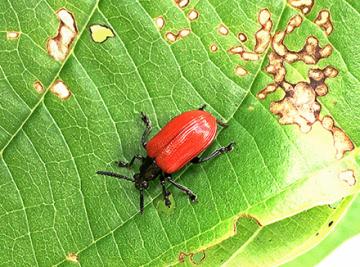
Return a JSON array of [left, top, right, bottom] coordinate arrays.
[[322, 116, 354, 159], [50, 80, 71, 100], [255, 10, 354, 159], [288, 0, 314, 14], [33, 81, 44, 94], [165, 28, 192, 43], [187, 9, 199, 21], [6, 31, 21, 40], [155, 16, 165, 30], [66, 252, 78, 263], [175, 0, 189, 9], [314, 10, 333, 36], [47, 8, 78, 61], [254, 9, 273, 54]]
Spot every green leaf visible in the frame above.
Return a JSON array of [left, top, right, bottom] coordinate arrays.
[[0, 0, 359, 266], [175, 195, 357, 267], [284, 193, 360, 267]]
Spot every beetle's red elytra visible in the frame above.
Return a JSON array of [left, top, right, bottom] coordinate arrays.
[[96, 105, 234, 214], [147, 110, 217, 173]]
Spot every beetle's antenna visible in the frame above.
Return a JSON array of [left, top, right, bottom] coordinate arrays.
[[140, 189, 144, 214], [96, 171, 134, 182]]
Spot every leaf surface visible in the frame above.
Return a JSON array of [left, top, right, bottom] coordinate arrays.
[[0, 0, 359, 266], [284, 193, 360, 267]]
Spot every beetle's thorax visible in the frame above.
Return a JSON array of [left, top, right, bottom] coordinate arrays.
[[138, 156, 161, 181]]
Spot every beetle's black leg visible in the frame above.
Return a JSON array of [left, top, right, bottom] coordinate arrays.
[[165, 174, 197, 202], [216, 119, 228, 128], [160, 174, 171, 207], [199, 104, 227, 127], [96, 171, 134, 182], [140, 112, 152, 148], [140, 188, 144, 214], [116, 155, 145, 168], [199, 104, 207, 110], [191, 142, 235, 164]]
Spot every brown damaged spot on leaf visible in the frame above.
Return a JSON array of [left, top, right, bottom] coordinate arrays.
[[228, 9, 273, 62], [338, 169, 356, 186], [47, 8, 78, 61], [260, 14, 333, 94], [51, 80, 71, 100], [228, 46, 260, 61], [191, 251, 206, 265], [178, 215, 261, 265], [272, 15, 332, 64], [286, 14, 303, 34], [6, 31, 21, 40], [178, 252, 188, 263], [235, 214, 263, 230], [218, 24, 229, 36], [210, 44, 218, 52], [235, 65, 248, 77], [254, 9, 273, 54], [314, 10, 333, 36], [175, 0, 189, 9], [257, 13, 355, 159], [187, 9, 199, 21], [165, 29, 191, 43], [179, 29, 191, 38], [238, 33, 247, 42], [89, 24, 114, 43], [269, 80, 320, 133], [322, 116, 355, 159], [66, 252, 78, 263], [155, 16, 165, 30], [178, 251, 205, 265], [33, 81, 44, 94], [267, 66, 337, 133], [288, 0, 314, 15], [165, 32, 177, 42]]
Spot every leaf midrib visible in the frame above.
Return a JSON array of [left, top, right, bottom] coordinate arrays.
[[51, 1, 349, 265], [51, 1, 287, 265]]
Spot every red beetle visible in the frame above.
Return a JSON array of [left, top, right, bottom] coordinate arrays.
[[97, 105, 234, 213]]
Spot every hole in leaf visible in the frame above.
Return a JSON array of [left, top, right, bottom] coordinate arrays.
[[50, 80, 71, 100], [33, 81, 44, 94], [155, 16, 165, 30], [218, 24, 229, 35], [314, 10, 333, 36], [6, 31, 20, 40], [47, 8, 77, 61], [238, 33, 247, 42], [89, 24, 114, 43], [288, 0, 314, 14], [188, 9, 199, 21]]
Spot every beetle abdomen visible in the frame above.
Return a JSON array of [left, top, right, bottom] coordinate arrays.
[[146, 110, 217, 173]]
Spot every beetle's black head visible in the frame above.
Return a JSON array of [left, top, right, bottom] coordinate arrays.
[[133, 173, 149, 190], [133, 158, 161, 214], [133, 172, 151, 214], [96, 157, 161, 214]]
